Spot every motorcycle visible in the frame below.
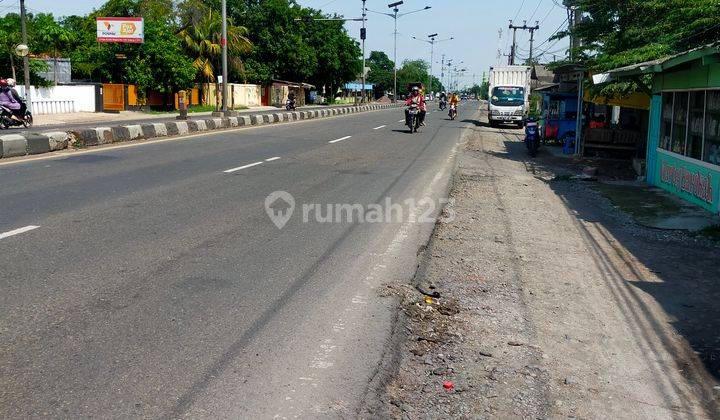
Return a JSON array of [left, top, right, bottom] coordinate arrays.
[[0, 104, 32, 129], [406, 104, 421, 133], [439, 99, 447, 111], [525, 119, 540, 157], [285, 98, 296, 111], [448, 104, 457, 120]]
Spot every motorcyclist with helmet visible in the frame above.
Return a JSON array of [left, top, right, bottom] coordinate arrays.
[[0, 78, 26, 121], [405, 86, 426, 127]]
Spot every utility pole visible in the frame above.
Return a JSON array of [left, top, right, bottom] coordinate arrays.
[[221, 0, 228, 113], [361, 0, 367, 103], [528, 21, 540, 64], [509, 20, 539, 65], [20, 0, 31, 112], [564, 0, 582, 61], [508, 20, 518, 65]]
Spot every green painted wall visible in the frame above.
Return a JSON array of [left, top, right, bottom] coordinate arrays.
[[654, 150, 720, 213], [652, 61, 720, 93]]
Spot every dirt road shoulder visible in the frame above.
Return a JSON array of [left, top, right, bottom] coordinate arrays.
[[376, 115, 720, 419]]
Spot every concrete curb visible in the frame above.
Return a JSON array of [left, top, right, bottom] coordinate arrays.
[[0, 103, 401, 160]]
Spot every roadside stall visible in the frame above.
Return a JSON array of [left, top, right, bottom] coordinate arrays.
[[540, 91, 578, 145], [581, 91, 651, 159]]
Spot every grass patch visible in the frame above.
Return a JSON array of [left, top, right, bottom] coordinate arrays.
[[187, 105, 217, 113]]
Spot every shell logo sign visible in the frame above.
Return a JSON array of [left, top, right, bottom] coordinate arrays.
[[96, 17, 144, 43]]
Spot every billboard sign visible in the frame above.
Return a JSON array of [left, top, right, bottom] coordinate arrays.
[[97, 17, 144, 43]]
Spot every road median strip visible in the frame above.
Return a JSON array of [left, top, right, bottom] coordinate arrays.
[[0, 103, 401, 160]]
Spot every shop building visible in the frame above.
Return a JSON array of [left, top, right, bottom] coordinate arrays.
[[604, 44, 720, 214]]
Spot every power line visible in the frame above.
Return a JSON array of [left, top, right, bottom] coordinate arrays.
[[512, 0, 526, 22]]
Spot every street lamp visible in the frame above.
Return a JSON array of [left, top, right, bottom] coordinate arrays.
[[413, 34, 453, 99], [367, 3, 431, 102]]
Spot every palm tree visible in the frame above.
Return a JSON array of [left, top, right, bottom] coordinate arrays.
[[178, 7, 252, 83]]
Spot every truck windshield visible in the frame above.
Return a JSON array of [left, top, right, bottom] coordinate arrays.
[[491, 87, 524, 106]]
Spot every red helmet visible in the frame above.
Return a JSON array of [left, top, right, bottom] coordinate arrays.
[[0, 79, 7, 87]]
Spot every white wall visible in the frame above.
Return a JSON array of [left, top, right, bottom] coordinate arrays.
[[16, 85, 97, 114]]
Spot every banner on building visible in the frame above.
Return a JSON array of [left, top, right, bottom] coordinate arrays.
[[96, 17, 144, 43]]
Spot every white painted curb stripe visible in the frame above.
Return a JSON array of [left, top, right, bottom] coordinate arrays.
[[329, 136, 352, 144], [223, 161, 264, 173], [0, 225, 40, 240]]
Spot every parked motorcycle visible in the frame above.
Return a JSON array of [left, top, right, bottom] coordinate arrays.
[[285, 98, 296, 111], [0, 104, 32, 129], [448, 104, 457, 120], [406, 104, 421, 133], [525, 118, 540, 157]]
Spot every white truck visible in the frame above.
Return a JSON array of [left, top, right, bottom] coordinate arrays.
[[487, 65, 531, 128]]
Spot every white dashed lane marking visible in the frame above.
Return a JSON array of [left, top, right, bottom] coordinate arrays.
[[373, 125, 386, 130], [329, 136, 352, 144], [223, 161, 264, 173], [0, 225, 40, 240]]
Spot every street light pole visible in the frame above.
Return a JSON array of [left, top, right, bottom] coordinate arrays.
[[392, 5, 399, 102], [361, 0, 367, 103], [412, 34, 452, 99], [369, 3, 430, 102], [427, 34, 437, 99], [221, 0, 228, 113], [19, 0, 30, 112]]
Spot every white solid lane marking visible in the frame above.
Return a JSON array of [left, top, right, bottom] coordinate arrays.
[[398, 119, 405, 123], [223, 161, 264, 173], [265, 157, 281, 162], [329, 136, 352, 144], [373, 125, 386, 130], [0, 225, 40, 240]]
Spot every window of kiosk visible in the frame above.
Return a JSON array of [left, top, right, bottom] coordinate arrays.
[[671, 92, 689, 155], [687, 91, 705, 160], [660, 92, 674, 150], [704, 90, 720, 166]]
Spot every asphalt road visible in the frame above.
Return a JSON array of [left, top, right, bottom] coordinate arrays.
[[18, 105, 340, 134], [0, 102, 477, 418]]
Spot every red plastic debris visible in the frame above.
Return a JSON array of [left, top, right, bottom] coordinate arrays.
[[443, 381, 454, 390]]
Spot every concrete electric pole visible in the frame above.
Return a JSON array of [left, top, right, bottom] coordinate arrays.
[[509, 20, 540, 65], [361, 0, 367, 103], [221, 0, 228, 113], [20, 0, 31, 111]]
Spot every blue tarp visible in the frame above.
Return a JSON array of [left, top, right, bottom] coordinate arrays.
[[344, 83, 374, 91]]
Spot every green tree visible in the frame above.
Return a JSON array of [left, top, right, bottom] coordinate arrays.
[[559, 0, 720, 95], [367, 50, 394, 98], [33, 13, 72, 85], [0, 14, 22, 80], [397, 59, 429, 94], [178, 1, 252, 82]]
